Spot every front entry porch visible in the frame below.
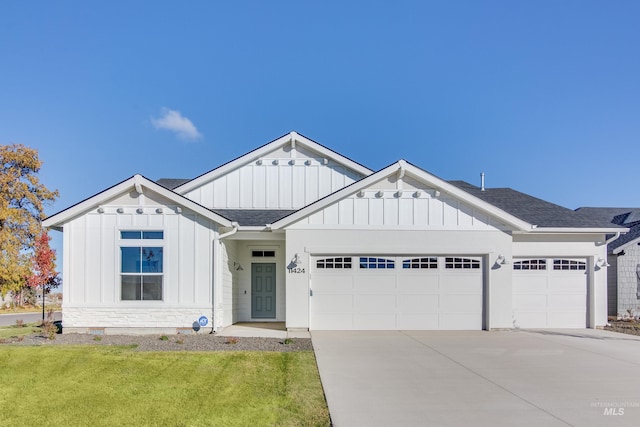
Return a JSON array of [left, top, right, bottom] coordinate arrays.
[[216, 322, 310, 339]]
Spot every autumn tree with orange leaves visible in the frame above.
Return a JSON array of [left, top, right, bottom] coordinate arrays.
[[0, 144, 58, 300]]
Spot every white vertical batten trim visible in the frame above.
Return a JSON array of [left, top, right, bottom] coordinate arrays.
[[290, 131, 297, 159]]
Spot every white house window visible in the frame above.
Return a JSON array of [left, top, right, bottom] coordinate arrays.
[[513, 259, 547, 270], [445, 257, 480, 269], [252, 250, 275, 257], [360, 257, 395, 269], [120, 231, 163, 301], [403, 257, 438, 269], [553, 259, 586, 271], [317, 257, 352, 269]]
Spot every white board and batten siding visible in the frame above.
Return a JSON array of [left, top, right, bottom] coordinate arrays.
[[183, 149, 364, 209], [62, 195, 218, 331], [310, 255, 484, 330], [291, 192, 506, 230]]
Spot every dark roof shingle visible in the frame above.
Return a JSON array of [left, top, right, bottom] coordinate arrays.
[[449, 181, 622, 229], [576, 207, 640, 249], [155, 178, 190, 190], [212, 209, 297, 226]]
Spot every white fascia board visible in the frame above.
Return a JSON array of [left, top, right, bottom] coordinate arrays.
[[42, 174, 233, 230], [271, 160, 533, 231], [174, 131, 373, 194], [521, 227, 629, 234]]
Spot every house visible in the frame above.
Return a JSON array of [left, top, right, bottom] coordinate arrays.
[[43, 132, 626, 334], [575, 208, 640, 318]]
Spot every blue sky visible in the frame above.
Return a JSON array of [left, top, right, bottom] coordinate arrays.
[[2, 1, 639, 241]]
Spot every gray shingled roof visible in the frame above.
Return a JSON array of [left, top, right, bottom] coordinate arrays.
[[448, 181, 623, 229], [156, 178, 190, 190], [212, 209, 297, 226], [576, 207, 640, 249]]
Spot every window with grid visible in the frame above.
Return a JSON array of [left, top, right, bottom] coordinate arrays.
[[316, 257, 352, 269], [359, 257, 395, 269], [120, 231, 163, 301], [513, 259, 547, 270], [252, 250, 275, 257], [553, 259, 586, 271], [402, 257, 438, 269], [445, 257, 480, 269]]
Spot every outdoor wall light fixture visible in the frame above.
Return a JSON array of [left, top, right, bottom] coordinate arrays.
[[496, 254, 509, 266], [97, 207, 105, 214], [597, 257, 610, 268], [292, 253, 302, 265], [233, 262, 244, 271], [116, 208, 124, 214], [136, 208, 144, 214], [156, 208, 163, 214]]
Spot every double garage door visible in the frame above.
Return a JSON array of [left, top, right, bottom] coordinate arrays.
[[310, 255, 484, 330], [512, 258, 588, 328]]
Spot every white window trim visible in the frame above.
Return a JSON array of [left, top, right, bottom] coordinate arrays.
[[118, 229, 165, 302]]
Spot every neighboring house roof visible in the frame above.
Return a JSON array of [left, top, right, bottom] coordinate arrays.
[[173, 131, 373, 194], [576, 207, 640, 252], [156, 178, 190, 190], [449, 182, 624, 229], [212, 209, 297, 226], [43, 174, 233, 230]]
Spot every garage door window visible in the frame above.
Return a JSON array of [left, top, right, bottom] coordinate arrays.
[[445, 257, 480, 269], [317, 257, 352, 269], [403, 257, 438, 269], [553, 259, 586, 271], [513, 259, 547, 270], [359, 257, 395, 269]]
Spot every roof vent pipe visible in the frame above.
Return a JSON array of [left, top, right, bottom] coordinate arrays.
[[480, 172, 485, 191]]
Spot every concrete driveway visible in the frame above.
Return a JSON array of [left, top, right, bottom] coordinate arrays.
[[312, 329, 640, 427]]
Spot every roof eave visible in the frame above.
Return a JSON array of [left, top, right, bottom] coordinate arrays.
[[521, 227, 629, 234], [42, 174, 233, 229]]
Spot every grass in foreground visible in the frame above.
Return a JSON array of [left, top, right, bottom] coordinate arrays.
[[0, 346, 330, 427]]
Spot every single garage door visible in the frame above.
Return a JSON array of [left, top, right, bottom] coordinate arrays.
[[310, 255, 484, 330], [512, 258, 587, 328]]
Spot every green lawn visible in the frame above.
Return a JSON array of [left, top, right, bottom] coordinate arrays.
[[0, 346, 330, 427], [0, 323, 41, 339]]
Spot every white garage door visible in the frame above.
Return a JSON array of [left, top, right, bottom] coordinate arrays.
[[310, 256, 484, 330], [512, 258, 587, 328]]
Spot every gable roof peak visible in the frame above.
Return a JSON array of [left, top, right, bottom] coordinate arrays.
[[173, 132, 374, 194]]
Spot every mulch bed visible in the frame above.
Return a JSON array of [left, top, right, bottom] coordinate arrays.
[[0, 332, 314, 352], [605, 320, 640, 336]]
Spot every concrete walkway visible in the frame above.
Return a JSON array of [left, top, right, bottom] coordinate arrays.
[[312, 329, 640, 427], [216, 322, 310, 339]]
